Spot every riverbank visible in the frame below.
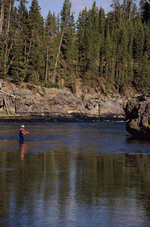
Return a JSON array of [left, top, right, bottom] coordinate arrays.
[[0, 113, 126, 120], [0, 79, 127, 118]]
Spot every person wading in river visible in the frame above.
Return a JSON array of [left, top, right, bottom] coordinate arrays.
[[19, 125, 28, 144]]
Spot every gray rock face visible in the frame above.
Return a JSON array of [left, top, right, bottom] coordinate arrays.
[[100, 97, 125, 117], [0, 80, 125, 118], [124, 95, 150, 138]]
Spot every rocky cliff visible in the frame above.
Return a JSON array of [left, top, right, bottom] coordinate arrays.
[[0, 80, 125, 118], [124, 95, 150, 138]]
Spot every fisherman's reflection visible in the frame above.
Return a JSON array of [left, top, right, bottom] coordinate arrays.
[[20, 143, 27, 159]]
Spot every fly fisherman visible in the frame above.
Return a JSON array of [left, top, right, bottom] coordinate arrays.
[[19, 125, 28, 144]]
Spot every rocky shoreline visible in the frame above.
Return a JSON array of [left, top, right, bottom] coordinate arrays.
[[2, 79, 150, 139], [0, 80, 125, 119], [124, 95, 150, 139]]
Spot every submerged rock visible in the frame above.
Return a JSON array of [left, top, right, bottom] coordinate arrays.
[[124, 95, 150, 139]]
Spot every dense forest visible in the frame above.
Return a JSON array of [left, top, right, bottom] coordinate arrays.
[[0, 0, 150, 95]]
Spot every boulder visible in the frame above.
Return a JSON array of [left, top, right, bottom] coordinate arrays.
[[100, 97, 125, 117], [124, 95, 150, 138]]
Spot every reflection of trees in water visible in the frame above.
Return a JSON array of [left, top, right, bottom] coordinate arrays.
[[0, 149, 72, 221], [76, 153, 126, 204], [125, 153, 150, 171], [125, 153, 150, 216], [0, 151, 9, 220], [75, 152, 150, 214], [1, 149, 150, 222]]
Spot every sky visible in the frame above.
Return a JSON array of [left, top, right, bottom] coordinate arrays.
[[15, 0, 140, 22]]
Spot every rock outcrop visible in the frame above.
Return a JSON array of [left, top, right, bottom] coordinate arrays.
[[0, 80, 125, 118], [124, 95, 150, 138]]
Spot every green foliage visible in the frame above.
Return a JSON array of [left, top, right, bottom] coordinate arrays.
[[0, 108, 15, 115], [23, 0, 46, 83], [133, 17, 145, 60], [134, 52, 150, 94], [45, 81, 60, 88], [0, 0, 150, 95]]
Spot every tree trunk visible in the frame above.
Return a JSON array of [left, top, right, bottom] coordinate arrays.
[[129, 0, 132, 20], [53, 26, 65, 82], [25, 32, 33, 73], [53, 5, 70, 82], [6, 27, 21, 74], [45, 46, 48, 83], [0, 0, 5, 39], [5, 0, 12, 68]]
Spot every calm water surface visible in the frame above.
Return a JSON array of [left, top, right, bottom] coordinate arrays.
[[0, 118, 150, 227]]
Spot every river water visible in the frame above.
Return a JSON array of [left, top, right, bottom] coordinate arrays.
[[0, 118, 150, 227]]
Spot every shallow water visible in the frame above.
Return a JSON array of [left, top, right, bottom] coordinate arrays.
[[0, 118, 150, 227]]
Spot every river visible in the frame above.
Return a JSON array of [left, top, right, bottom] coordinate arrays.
[[0, 118, 150, 227]]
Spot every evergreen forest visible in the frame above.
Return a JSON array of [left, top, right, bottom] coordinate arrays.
[[1, 0, 150, 95]]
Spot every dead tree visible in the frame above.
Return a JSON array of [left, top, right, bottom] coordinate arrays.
[[0, 0, 5, 39], [53, 2, 71, 82]]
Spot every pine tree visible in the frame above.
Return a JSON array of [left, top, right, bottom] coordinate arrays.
[[27, 0, 46, 83], [62, 12, 78, 93], [104, 24, 112, 90], [59, 0, 72, 60], [87, 2, 100, 89], [105, 12, 118, 90], [77, 2, 101, 90], [76, 8, 88, 76], [133, 16, 144, 61], [10, 0, 29, 83], [10, 30, 25, 83], [143, 22, 150, 59], [98, 7, 106, 80], [116, 23, 129, 92], [55, 0, 78, 91], [139, 0, 150, 23], [45, 10, 57, 83], [134, 52, 150, 94], [1, 0, 18, 78], [52, 0, 72, 85], [125, 19, 134, 85], [110, 0, 122, 23]]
